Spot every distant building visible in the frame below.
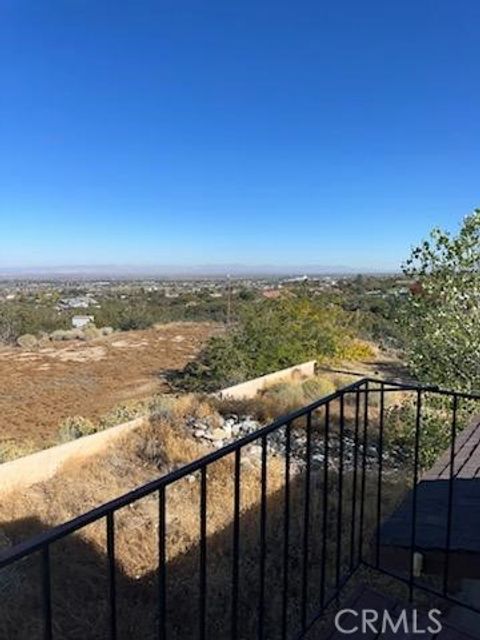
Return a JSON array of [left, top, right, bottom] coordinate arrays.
[[262, 289, 282, 300], [59, 296, 97, 309], [72, 315, 94, 329]]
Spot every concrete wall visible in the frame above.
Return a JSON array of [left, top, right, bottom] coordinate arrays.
[[0, 360, 317, 493], [0, 417, 145, 494], [216, 360, 317, 400]]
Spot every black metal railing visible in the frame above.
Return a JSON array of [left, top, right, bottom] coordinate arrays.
[[1, 377, 480, 639]]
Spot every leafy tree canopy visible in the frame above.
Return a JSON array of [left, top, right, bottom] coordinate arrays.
[[401, 209, 480, 390], [176, 297, 373, 391]]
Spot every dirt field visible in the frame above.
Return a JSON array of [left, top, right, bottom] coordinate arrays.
[[0, 322, 220, 449]]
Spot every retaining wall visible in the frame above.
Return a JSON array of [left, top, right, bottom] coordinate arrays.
[[0, 417, 145, 494], [216, 360, 317, 400], [0, 360, 317, 493]]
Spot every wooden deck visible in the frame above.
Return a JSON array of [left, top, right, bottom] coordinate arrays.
[[323, 586, 477, 639], [381, 419, 480, 557], [423, 417, 480, 481], [378, 417, 480, 589]]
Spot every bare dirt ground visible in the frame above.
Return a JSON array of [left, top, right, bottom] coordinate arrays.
[[0, 322, 220, 449]]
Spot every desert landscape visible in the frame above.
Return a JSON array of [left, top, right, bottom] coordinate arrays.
[[0, 322, 220, 452]]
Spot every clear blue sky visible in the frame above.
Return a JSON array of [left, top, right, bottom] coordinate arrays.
[[1, 1, 479, 271]]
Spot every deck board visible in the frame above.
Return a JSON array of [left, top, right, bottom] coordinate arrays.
[[424, 418, 480, 481], [381, 419, 480, 553]]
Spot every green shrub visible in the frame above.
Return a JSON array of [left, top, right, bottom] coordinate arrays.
[[384, 394, 478, 469], [51, 329, 71, 341], [82, 326, 102, 340], [262, 382, 305, 408], [149, 395, 177, 421], [58, 416, 97, 442], [175, 298, 362, 392], [16, 334, 38, 349], [98, 403, 145, 429], [337, 339, 377, 361], [301, 377, 336, 401], [0, 440, 38, 463]]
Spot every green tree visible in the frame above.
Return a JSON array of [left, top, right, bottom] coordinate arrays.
[[401, 209, 480, 390], [175, 297, 368, 391]]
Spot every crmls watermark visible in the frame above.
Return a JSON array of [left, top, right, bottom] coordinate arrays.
[[334, 608, 442, 635]]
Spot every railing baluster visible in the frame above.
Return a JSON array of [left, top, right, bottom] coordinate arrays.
[[158, 487, 167, 640], [106, 511, 117, 640], [349, 389, 360, 571], [409, 390, 422, 602], [376, 382, 385, 568], [42, 545, 53, 640], [443, 393, 458, 596], [281, 422, 291, 640], [231, 449, 241, 640], [9, 378, 479, 639], [335, 394, 345, 593], [320, 402, 330, 609], [301, 411, 312, 631], [258, 435, 268, 639], [199, 467, 207, 640], [359, 381, 369, 563]]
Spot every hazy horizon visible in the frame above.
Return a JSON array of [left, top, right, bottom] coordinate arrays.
[[0, 262, 400, 280]]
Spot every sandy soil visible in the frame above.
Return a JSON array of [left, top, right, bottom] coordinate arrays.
[[0, 322, 220, 448]]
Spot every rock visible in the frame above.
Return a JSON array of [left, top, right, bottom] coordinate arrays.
[[194, 429, 206, 439], [231, 424, 241, 437], [221, 423, 232, 439], [247, 444, 263, 459], [210, 428, 228, 441]]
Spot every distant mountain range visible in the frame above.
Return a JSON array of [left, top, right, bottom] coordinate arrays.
[[0, 264, 397, 280]]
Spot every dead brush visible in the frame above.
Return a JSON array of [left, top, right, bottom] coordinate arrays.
[[0, 388, 412, 639]]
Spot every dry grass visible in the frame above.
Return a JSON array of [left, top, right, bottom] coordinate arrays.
[[0, 390, 410, 639], [0, 322, 220, 450]]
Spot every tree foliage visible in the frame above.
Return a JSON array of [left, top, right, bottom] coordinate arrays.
[[176, 297, 373, 391], [401, 209, 480, 390]]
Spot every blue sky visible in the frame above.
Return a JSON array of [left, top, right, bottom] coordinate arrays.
[[0, 1, 479, 271]]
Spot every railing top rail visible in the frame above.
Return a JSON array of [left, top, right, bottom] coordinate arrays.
[[364, 377, 480, 401], [2, 376, 479, 569]]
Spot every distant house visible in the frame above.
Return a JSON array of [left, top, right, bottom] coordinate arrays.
[[262, 289, 282, 300], [72, 315, 94, 329], [59, 296, 98, 309]]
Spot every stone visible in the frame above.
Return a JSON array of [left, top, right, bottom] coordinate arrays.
[[247, 444, 263, 459], [221, 424, 232, 439], [210, 428, 227, 441]]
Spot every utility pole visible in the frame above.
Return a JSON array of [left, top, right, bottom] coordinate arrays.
[[226, 274, 232, 326]]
